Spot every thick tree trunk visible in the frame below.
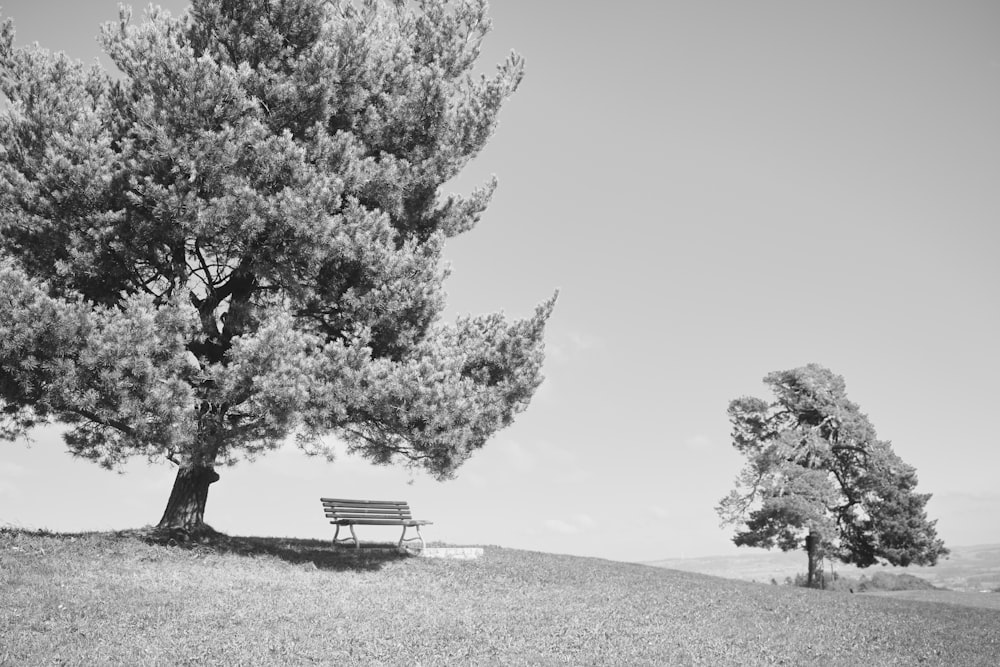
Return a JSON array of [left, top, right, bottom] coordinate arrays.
[[156, 464, 220, 534], [805, 531, 823, 589]]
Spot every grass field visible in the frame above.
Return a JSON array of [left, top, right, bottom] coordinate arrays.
[[2, 529, 999, 666]]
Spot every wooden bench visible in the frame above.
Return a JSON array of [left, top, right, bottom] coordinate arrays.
[[320, 498, 432, 551]]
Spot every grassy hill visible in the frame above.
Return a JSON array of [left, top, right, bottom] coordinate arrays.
[[2, 529, 999, 666]]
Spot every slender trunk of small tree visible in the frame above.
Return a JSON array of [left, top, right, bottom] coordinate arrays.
[[156, 463, 220, 534], [805, 531, 823, 589]]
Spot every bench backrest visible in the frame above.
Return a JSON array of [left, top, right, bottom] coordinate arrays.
[[321, 497, 413, 524]]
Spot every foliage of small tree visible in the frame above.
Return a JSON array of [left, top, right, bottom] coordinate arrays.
[[0, 0, 554, 534], [718, 364, 947, 588]]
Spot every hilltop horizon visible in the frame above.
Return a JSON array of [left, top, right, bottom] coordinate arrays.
[[644, 543, 1000, 592]]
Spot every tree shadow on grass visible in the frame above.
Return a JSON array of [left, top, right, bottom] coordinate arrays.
[[127, 526, 411, 572]]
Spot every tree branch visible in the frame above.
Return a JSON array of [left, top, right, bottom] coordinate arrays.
[[71, 407, 137, 438], [193, 240, 221, 300], [831, 444, 869, 457]]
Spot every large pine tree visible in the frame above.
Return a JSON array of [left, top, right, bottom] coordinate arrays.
[[0, 0, 554, 534], [718, 364, 947, 587]]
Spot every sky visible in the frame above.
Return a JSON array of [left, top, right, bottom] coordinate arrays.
[[1, 0, 998, 564]]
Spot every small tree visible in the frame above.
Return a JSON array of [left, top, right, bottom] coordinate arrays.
[[717, 364, 947, 588], [0, 0, 554, 535]]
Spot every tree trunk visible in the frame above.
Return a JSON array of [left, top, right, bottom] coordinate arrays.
[[805, 531, 823, 589], [156, 464, 220, 534]]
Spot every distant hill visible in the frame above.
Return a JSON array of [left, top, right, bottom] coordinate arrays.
[[643, 544, 1000, 592]]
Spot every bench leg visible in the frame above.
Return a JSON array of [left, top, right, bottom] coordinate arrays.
[[332, 524, 360, 549], [398, 525, 425, 553]]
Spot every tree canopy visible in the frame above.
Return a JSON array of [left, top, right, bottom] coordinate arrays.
[[717, 364, 947, 587], [0, 0, 554, 533]]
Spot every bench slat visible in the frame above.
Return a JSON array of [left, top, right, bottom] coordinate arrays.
[[325, 508, 411, 514], [330, 515, 407, 521], [323, 506, 409, 512], [324, 505, 408, 511], [321, 498, 408, 506], [325, 509, 410, 515], [330, 519, 431, 526], [323, 503, 409, 511]]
